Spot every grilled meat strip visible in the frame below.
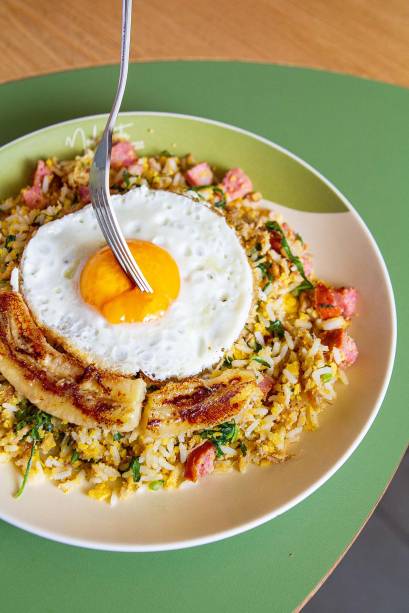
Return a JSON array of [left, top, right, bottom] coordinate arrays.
[[141, 368, 261, 437], [0, 291, 145, 431]]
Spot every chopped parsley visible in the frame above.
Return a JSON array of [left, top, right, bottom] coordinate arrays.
[[113, 432, 123, 442], [5, 235, 16, 251], [13, 401, 53, 498], [265, 221, 313, 295], [200, 421, 239, 458], [267, 319, 285, 339], [130, 456, 141, 483]]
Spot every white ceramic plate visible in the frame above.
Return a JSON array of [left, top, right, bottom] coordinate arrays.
[[0, 113, 396, 551]]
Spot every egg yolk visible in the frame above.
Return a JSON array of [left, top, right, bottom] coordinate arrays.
[[80, 240, 180, 324]]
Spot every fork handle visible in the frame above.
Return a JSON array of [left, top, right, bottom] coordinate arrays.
[[94, 0, 132, 175]]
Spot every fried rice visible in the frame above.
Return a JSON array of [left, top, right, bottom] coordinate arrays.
[[0, 137, 356, 503]]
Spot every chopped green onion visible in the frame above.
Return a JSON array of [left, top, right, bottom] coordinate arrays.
[[113, 432, 123, 442]]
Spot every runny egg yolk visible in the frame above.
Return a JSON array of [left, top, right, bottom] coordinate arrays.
[[80, 240, 180, 324]]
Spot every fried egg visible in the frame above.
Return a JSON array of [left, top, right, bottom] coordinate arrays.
[[20, 186, 253, 380]]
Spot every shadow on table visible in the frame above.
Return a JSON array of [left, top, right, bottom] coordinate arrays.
[[304, 450, 409, 613]]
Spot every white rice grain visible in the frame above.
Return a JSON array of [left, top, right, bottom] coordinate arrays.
[[245, 420, 260, 438], [320, 317, 346, 331], [284, 330, 294, 350]]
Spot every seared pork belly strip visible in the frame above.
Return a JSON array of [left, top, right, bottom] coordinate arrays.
[[0, 291, 145, 431], [141, 369, 262, 437]]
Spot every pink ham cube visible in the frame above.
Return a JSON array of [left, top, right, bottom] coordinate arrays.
[[221, 168, 253, 201], [22, 160, 53, 209], [185, 162, 214, 187], [111, 142, 137, 169]]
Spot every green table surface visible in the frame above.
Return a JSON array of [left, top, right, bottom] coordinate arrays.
[[0, 61, 408, 613]]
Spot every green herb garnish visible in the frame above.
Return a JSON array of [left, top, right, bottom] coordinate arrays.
[[295, 233, 304, 245], [222, 356, 233, 368], [149, 480, 164, 491], [240, 442, 248, 457], [321, 373, 333, 383], [113, 432, 123, 442], [13, 401, 53, 498], [292, 279, 314, 297], [130, 456, 141, 483], [254, 340, 262, 352], [256, 262, 272, 280], [190, 185, 227, 209], [212, 187, 227, 209], [71, 450, 80, 464], [122, 169, 131, 188], [5, 235, 16, 251], [267, 319, 285, 339], [265, 221, 313, 295], [252, 356, 271, 368], [200, 421, 239, 457]]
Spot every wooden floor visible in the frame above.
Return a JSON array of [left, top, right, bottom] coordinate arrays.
[[1, 0, 409, 86]]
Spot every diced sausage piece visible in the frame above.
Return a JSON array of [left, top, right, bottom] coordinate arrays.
[[322, 329, 358, 368], [185, 441, 216, 482], [111, 142, 137, 169], [313, 283, 342, 320], [22, 186, 42, 209], [221, 168, 253, 202], [302, 254, 313, 277], [333, 287, 358, 319], [33, 160, 52, 187], [258, 374, 275, 399], [269, 230, 282, 253], [340, 333, 359, 367], [22, 160, 53, 209], [185, 162, 213, 187], [78, 185, 90, 204]]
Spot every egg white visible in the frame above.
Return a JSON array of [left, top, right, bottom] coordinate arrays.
[[20, 186, 253, 380]]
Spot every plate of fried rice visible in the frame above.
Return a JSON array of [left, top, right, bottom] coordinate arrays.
[[0, 113, 396, 551]]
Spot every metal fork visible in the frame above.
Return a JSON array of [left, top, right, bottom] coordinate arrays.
[[89, 0, 152, 293]]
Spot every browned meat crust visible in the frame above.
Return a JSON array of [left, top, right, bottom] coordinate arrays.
[[0, 291, 145, 431], [141, 368, 261, 437]]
